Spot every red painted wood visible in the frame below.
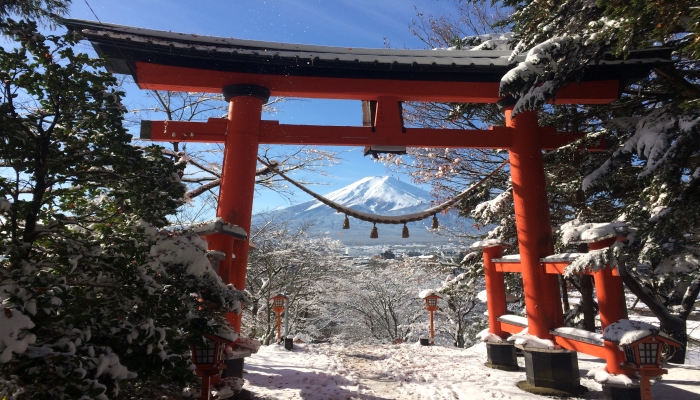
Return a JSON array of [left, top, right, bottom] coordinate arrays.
[[277, 312, 282, 342], [374, 97, 403, 128], [493, 262, 523, 273], [209, 96, 264, 332], [590, 237, 627, 329], [543, 262, 620, 276], [553, 336, 607, 359], [588, 237, 629, 375], [483, 246, 507, 338], [507, 109, 564, 339], [144, 119, 606, 151], [499, 321, 525, 335], [134, 62, 620, 104]]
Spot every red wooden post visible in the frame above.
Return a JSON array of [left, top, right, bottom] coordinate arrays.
[[483, 245, 507, 337], [208, 85, 268, 331], [591, 236, 629, 375], [590, 237, 628, 328], [640, 376, 652, 400], [506, 107, 563, 338], [200, 374, 211, 400], [277, 312, 282, 342]]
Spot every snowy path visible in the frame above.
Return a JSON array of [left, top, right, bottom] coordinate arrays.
[[243, 342, 700, 400]]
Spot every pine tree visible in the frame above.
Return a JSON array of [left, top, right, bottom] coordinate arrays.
[[0, 15, 247, 399], [427, 0, 700, 363]]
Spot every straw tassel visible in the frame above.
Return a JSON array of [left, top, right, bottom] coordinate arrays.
[[402, 224, 409, 238], [431, 214, 439, 229], [342, 215, 350, 229], [370, 223, 378, 239]]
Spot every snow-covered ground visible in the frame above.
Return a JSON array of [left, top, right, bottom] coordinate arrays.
[[243, 342, 700, 400]]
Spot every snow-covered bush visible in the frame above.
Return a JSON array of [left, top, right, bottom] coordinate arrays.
[[0, 17, 246, 399]]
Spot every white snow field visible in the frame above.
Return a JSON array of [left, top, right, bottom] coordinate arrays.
[[243, 342, 700, 400]]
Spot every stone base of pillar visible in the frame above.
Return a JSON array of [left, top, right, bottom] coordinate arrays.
[[222, 359, 244, 379], [485, 342, 518, 371], [284, 337, 294, 351], [518, 346, 587, 395], [602, 382, 641, 400], [419, 338, 431, 346]]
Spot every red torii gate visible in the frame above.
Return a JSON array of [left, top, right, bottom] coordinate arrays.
[[66, 18, 671, 385]]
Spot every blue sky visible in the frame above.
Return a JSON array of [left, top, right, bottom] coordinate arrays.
[[67, 0, 462, 212]]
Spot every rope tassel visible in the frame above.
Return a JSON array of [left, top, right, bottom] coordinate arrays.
[[432, 214, 439, 229], [402, 224, 409, 238], [342, 215, 350, 229], [370, 223, 378, 239]]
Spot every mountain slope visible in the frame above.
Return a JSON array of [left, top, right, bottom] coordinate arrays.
[[255, 176, 479, 245]]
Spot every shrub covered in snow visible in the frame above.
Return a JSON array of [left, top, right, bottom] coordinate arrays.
[[0, 17, 247, 399]]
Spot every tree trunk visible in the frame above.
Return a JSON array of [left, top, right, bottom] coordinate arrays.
[[579, 275, 596, 332], [560, 276, 570, 312], [577, 244, 596, 332]]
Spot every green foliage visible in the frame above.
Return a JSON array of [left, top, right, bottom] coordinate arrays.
[[0, 0, 70, 27], [0, 17, 245, 399], [449, 0, 700, 362]]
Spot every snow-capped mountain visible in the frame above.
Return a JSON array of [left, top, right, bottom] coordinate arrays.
[[254, 176, 481, 245]]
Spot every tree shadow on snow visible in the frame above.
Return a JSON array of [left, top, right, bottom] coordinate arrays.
[[245, 364, 395, 400]]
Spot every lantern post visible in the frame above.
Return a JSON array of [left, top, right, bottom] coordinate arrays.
[[603, 319, 681, 400], [270, 294, 289, 343], [420, 291, 441, 345]]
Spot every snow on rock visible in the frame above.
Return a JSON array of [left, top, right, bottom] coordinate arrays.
[[212, 377, 243, 399], [0, 306, 36, 363], [476, 328, 504, 343], [602, 319, 670, 345], [507, 328, 557, 349], [586, 365, 635, 386], [293, 333, 313, 343]]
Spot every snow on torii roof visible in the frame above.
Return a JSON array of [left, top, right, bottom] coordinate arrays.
[[63, 18, 673, 97]]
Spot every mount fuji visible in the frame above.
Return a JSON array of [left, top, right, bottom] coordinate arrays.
[[254, 176, 480, 245]]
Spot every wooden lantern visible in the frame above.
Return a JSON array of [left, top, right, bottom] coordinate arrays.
[[270, 294, 289, 342], [604, 320, 681, 400], [190, 332, 233, 400], [419, 292, 441, 344], [424, 294, 440, 312]]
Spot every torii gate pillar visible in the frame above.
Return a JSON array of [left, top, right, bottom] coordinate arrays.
[[505, 105, 564, 338], [208, 84, 269, 332]]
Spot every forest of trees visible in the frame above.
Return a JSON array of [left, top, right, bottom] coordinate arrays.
[[1, 0, 699, 398]]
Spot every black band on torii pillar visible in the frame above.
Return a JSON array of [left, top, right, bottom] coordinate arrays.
[[222, 84, 271, 103]]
